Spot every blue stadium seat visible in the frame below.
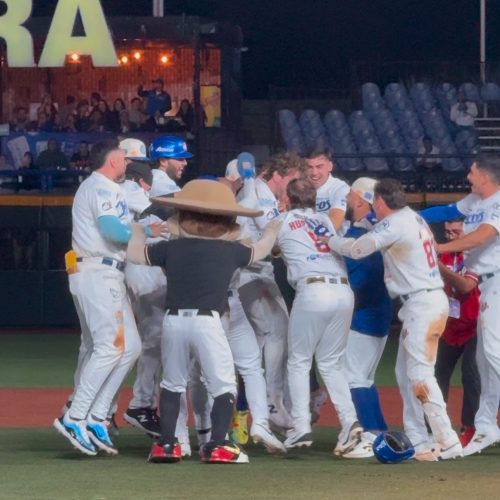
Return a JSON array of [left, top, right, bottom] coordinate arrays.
[[481, 82, 500, 102], [459, 83, 481, 102]]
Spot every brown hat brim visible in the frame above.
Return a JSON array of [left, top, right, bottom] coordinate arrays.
[[150, 196, 263, 217]]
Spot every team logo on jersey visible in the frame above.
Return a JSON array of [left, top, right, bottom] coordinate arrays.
[[464, 212, 484, 225], [97, 188, 111, 198], [101, 201, 112, 211], [109, 288, 120, 300], [116, 199, 128, 219], [266, 208, 280, 220], [317, 200, 331, 212], [374, 220, 390, 233]]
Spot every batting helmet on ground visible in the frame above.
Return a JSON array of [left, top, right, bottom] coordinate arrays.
[[373, 431, 415, 464]]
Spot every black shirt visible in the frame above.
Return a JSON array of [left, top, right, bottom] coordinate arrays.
[[146, 238, 253, 314]]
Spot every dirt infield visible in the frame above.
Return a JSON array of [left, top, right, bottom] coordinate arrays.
[[0, 386, 466, 428]]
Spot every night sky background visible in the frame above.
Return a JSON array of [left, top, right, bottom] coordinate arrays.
[[31, 0, 500, 98]]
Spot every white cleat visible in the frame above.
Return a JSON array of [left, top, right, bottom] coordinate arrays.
[[284, 428, 313, 449], [463, 428, 500, 456], [178, 435, 192, 457], [342, 437, 374, 459], [435, 438, 463, 461], [333, 421, 363, 456], [251, 423, 287, 454]]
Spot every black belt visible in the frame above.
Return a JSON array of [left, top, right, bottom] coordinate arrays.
[[77, 257, 125, 272], [400, 287, 441, 303], [166, 308, 214, 317], [305, 276, 349, 285], [478, 273, 496, 285]]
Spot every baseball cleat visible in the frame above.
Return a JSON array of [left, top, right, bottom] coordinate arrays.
[[413, 442, 438, 462], [310, 388, 328, 425], [459, 426, 475, 448], [251, 423, 287, 454], [200, 441, 249, 464], [463, 428, 500, 456], [87, 415, 118, 455], [123, 407, 160, 438], [178, 435, 192, 457], [53, 415, 97, 456], [435, 438, 463, 461], [148, 442, 182, 463], [342, 436, 374, 459], [107, 413, 120, 439], [230, 410, 249, 445], [333, 421, 363, 456], [284, 429, 313, 449]]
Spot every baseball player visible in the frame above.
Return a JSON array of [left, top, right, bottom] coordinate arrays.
[[433, 155, 500, 456], [237, 152, 307, 430], [341, 178, 392, 458], [127, 179, 282, 463], [324, 178, 462, 461], [276, 177, 365, 456], [435, 219, 480, 448], [53, 140, 142, 456], [305, 147, 350, 232]]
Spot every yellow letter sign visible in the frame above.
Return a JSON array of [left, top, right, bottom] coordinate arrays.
[[0, 0, 35, 67], [39, 0, 118, 67]]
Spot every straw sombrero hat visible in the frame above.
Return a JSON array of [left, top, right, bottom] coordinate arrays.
[[151, 179, 263, 217]]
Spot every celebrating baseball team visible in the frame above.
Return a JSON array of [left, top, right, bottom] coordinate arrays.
[[53, 134, 500, 465]]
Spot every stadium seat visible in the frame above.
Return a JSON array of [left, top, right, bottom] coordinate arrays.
[[459, 83, 481, 102], [481, 82, 500, 102]]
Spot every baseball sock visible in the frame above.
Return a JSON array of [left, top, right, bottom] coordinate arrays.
[[236, 375, 249, 412], [351, 386, 388, 432], [210, 393, 235, 446], [159, 388, 181, 446]]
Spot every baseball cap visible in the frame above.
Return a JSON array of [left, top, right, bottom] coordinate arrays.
[[225, 159, 240, 181], [119, 138, 148, 161], [351, 177, 377, 204], [152, 78, 164, 85]]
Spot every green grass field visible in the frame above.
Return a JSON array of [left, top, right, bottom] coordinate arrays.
[[0, 332, 495, 500]]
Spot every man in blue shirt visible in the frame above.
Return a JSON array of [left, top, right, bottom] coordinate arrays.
[[138, 78, 172, 119], [342, 177, 392, 457]]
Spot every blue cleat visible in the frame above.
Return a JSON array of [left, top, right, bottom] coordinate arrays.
[[86, 415, 119, 455], [53, 414, 97, 456]]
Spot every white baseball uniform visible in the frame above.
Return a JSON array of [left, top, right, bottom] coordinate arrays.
[[150, 169, 180, 197], [456, 191, 500, 434], [331, 206, 458, 449], [68, 172, 141, 421], [277, 208, 357, 435], [237, 178, 291, 423], [316, 175, 350, 234]]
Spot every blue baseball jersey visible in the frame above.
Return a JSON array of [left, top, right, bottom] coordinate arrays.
[[344, 223, 392, 337]]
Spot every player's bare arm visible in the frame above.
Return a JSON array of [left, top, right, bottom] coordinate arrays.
[[328, 208, 346, 232], [436, 224, 498, 254], [249, 218, 282, 263], [437, 262, 477, 295]]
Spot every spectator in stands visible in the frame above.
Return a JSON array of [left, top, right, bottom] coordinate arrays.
[[417, 136, 442, 171], [21, 151, 36, 170], [10, 106, 30, 132], [59, 95, 77, 125], [71, 141, 92, 171], [90, 92, 102, 112], [75, 100, 91, 132], [38, 94, 58, 123], [110, 98, 126, 131], [117, 109, 136, 134], [35, 110, 57, 133], [176, 99, 195, 133], [97, 100, 113, 131], [138, 78, 172, 118], [129, 97, 145, 129], [63, 113, 78, 133], [19, 152, 38, 190], [37, 139, 70, 170], [88, 109, 104, 132], [450, 91, 478, 129]]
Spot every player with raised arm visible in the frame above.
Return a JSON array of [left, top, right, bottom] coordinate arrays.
[[434, 155, 500, 456], [324, 178, 462, 461]]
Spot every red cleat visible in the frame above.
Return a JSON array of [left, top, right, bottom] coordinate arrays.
[[200, 441, 249, 464], [459, 426, 475, 448], [148, 442, 182, 463]]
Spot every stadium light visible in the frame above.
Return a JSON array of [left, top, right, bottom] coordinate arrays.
[[120, 55, 130, 65], [69, 52, 80, 63], [160, 55, 169, 65], [133, 51, 142, 61]]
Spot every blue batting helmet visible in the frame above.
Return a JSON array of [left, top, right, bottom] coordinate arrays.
[[373, 431, 415, 464], [149, 135, 193, 160]]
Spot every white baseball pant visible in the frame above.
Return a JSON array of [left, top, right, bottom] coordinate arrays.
[[287, 279, 357, 434], [239, 266, 289, 412], [345, 330, 388, 388], [223, 289, 270, 427], [395, 289, 457, 447], [68, 262, 141, 421], [474, 275, 500, 433]]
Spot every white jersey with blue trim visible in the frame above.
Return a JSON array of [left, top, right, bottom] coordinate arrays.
[[150, 169, 180, 197], [72, 171, 129, 261], [120, 179, 151, 222], [359, 207, 443, 298], [277, 208, 347, 289], [456, 191, 500, 275], [315, 175, 350, 214]]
